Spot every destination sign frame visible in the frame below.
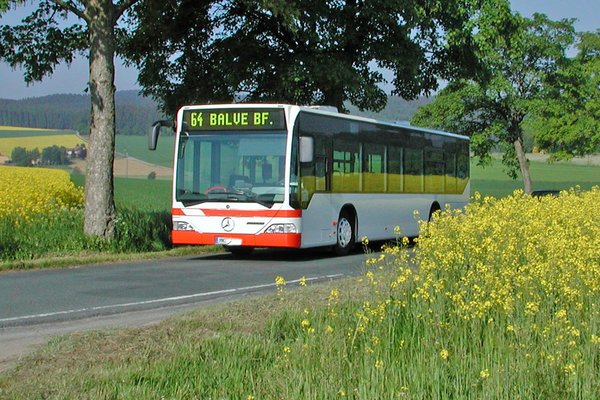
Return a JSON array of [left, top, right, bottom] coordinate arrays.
[[182, 108, 286, 131]]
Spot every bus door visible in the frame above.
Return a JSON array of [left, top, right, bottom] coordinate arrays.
[[298, 135, 336, 247]]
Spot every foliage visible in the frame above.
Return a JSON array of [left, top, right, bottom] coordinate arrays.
[[0, 210, 89, 260], [0, 1, 88, 83], [0, 207, 172, 261], [122, 0, 484, 114], [112, 207, 171, 252], [40, 145, 70, 165], [10, 146, 39, 166], [528, 30, 600, 159], [411, 9, 577, 193]]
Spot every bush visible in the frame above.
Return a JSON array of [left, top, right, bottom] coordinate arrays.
[[0, 210, 88, 261], [112, 208, 172, 252], [0, 208, 172, 263]]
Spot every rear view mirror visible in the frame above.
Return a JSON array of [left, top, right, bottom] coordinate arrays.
[[299, 136, 314, 163], [149, 120, 173, 150]]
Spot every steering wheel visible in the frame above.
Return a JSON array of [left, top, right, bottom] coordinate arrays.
[[205, 185, 227, 194]]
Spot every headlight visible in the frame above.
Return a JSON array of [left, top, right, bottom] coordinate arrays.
[[265, 223, 297, 234], [173, 221, 195, 231]]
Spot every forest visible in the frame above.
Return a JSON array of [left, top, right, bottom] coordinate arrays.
[[0, 90, 162, 135], [0, 91, 429, 134]]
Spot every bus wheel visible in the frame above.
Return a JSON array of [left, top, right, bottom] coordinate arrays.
[[224, 246, 254, 256], [334, 211, 355, 256], [428, 202, 441, 222]]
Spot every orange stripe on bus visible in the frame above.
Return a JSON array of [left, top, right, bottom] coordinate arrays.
[[172, 231, 302, 248]]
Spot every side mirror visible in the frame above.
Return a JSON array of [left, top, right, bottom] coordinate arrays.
[[149, 120, 173, 151], [299, 136, 314, 163]]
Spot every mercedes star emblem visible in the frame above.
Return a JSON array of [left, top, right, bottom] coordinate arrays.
[[221, 217, 234, 232]]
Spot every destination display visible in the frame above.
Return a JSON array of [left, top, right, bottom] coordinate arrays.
[[183, 109, 286, 131]]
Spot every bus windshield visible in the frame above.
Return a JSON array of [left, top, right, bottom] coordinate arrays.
[[175, 130, 288, 207]]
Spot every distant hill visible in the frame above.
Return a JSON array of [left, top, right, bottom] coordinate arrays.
[[347, 96, 433, 123], [0, 91, 164, 136], [0, 92, 431, 135]]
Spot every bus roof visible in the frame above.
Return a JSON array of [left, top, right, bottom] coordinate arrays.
[[179, 103, 470, 141]]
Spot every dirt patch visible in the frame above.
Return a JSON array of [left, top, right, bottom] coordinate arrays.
[[1, 154, 172, 179], [70, 155, 173, 179]]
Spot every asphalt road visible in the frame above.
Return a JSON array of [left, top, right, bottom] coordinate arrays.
[[0, 247, 370, 371]]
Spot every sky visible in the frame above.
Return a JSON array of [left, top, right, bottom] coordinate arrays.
[[0, 0, 599, 100]]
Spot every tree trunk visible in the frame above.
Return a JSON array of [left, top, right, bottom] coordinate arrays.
[[323, 86, 346, 112], [513, 136, 533, 195], [83, 1, 116, 238]]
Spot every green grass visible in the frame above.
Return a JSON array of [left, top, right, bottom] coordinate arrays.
[[0, 127, 76, 138], [70, 174, 172, 212], [115, 134, 175, 168], [471, 158, 600, 198]]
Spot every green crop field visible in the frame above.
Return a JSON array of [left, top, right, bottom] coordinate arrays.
[[115, 134, 174, 167], [471, 158, 600, 198], [70, 174, 172, 211], [0, 126, 77, 138]]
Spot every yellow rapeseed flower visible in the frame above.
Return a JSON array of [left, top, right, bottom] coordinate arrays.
[[440, 348, 450, 360], [0, 166, 83, 219], [299, 276, 307, 287]]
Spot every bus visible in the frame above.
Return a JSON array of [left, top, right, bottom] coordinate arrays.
[[150, 104, 469, 256]]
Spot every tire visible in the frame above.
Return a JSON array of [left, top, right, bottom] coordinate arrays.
[[333, 211, 355, 256], [428, 203, 441, 222]]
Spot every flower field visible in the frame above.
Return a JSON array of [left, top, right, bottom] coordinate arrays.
[[280, 187, 599, 399], [0, 166, 83, 219], [251, 188, 600, 399], [5, 187, 595, 399]]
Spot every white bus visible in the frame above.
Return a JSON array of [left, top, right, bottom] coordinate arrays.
[[150, 104, 469, 255]]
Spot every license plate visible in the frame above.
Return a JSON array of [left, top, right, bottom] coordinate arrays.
[[215, 237, 242, 245]]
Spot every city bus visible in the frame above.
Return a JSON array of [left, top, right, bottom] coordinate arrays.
[[150, 104, 470, 256]]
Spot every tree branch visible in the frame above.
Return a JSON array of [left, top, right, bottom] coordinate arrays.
[[115, 0, 140, 20], [48, 0, 87, 22]]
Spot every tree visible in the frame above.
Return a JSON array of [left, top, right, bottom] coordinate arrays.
[[122, 0, 484, 115], [412, 7, 576, 194], [529, 30, 600, 159], [11, 146, 39, 166], [0, 0, 141, 238], [41, 145, 69, 165]]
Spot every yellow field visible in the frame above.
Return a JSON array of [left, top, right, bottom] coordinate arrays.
[[0, 135, 84, 157], [0, 125, 47, 131], [0, 165, 84, 218]]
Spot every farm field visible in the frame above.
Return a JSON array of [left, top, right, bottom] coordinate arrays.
[[471, 157, 600, 198], [115, 134, 174, 168], [0, 125, 83, 157], [70, 174, 172, 211]]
